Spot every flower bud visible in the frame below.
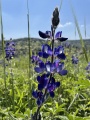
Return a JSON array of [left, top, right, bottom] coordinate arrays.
[[52, 7, 60, 28]]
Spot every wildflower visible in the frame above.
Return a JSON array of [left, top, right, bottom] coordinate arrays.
[[85, 62, 90, 72], [5, 41, 15, 61], [31, 7, 68, 115], [85, 62, 90, 80], [54, 46, 66, 59], [72, 55, 79, 64], [38, 44, 52, 58], [55, 31, 68, 42], [32, 91, 44, 106], [31, 55, 42, 64]]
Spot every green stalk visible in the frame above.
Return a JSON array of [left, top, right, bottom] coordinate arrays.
[[27, 0, 32, 109], [69, 0, 88, 63], [68, 93, 79, 110], [84, 17, 86, 38], [0, 0, 6, 90], [75, 25, 76, 40], [10, 60, 15, 112], [59, 0, 63, 12]]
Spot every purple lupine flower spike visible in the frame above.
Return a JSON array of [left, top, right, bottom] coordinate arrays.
[[5, 41, 15, 61]]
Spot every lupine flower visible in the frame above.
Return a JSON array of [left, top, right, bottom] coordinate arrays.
[[32, 91, 44, 106], [38, 44, 52, 58], [72, 55, 79, 64], [55, 31, 68, 42], [47, 77, 60, 97], [33, 44, 67, 106], [32, 7, 68, 109], [37, 74, 49, 91], [33, 42, 67, 105], [31, 55, 42, 64], [5, 41, 15, 61], [85, 62, 90, 72], [54, 46, 66, 59]]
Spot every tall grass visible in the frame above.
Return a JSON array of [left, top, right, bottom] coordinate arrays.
[[27, 0, 32, 109], [69, 0, 88, 63], [84, 17, 86, 38], [59, 0, 63, 12], [0, 0, 6, 92]]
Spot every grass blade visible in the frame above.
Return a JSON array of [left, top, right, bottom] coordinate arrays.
[[27, 0, 32, 109], [59, 0, 63, 12], [0, 0, 6, 89], [84, 17, 86, 38], [69, 0, 88, 63]]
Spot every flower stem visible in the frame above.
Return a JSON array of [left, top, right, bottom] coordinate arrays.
[[10, 60, 15, 112]]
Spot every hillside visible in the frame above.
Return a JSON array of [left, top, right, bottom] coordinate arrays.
[[0, 38, 90, 56]]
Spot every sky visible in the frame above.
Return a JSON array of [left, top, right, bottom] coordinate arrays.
[[1, 0, 90, 40]]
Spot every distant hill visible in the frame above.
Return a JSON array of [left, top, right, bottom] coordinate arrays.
[[0, 37, 90, 56]]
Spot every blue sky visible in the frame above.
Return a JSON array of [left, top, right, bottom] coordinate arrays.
[[1, 0, 90, 40]]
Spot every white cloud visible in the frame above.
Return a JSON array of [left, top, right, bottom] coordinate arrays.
[[58, 22, 72, 28], [81, 24, 84, 28]]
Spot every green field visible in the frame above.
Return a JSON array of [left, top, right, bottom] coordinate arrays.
[[0, 38, 90, 120]]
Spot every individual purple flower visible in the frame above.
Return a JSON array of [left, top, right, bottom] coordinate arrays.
[[72, 55, 79, 64], [54, 60, 67, 75], [55, 31, 68, 42], [34, 61, 45, 73], [39, 31, 52, 39], [38, 44, 52, 58], [5, 41, 15, 61], [37, 74, 49, 90], [54, 46, 66, 60], [47, 77, 60, 97], [32, 91, 44, 106], [85, 62, 90, 72], [45, 61, 55, 73], [31, 55, 42, 64], [85, 62, 90, 80]]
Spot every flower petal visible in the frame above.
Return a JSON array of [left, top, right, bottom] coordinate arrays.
[[55, 82, 60, 87], [34, 67, 43, 73], [38, 51, 43, 57], [57, 53, 66, 60], [38, 31, 47, 39], [50, 91, 55, 98], [38, 84, 43, 90], [55, 31, 62, 39], [37, 76, 41, 83], [37, 98, 42, 106], [59, 70, 67, 76], [32, 91, 38, 98], [57, 37, 68, 42]]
